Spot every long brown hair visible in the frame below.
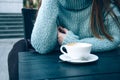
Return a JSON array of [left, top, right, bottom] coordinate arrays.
[[38, 0, 120, 41], [91, 0, 120, 41]]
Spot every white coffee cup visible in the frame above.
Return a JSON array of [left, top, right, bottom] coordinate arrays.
[[60, 43, 92, 60]]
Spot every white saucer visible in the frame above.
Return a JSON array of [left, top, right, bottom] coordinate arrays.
[[59, 54, 99, 63]]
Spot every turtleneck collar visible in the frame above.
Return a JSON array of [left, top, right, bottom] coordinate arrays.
[[58, 0, 93, 10]]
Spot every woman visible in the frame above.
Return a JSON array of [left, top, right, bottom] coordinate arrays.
[[31, 0, 120, 54], [8, 0, 120, 80]]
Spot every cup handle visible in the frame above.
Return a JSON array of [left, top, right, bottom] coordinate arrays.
[[60, 45, 68, 55]]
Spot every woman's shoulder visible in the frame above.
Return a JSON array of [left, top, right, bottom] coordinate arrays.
[[41, 0, 59, 9], [42, 0, 58, 4]]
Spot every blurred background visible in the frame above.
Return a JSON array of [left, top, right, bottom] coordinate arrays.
[[0, 0, 40, 80], [23, 0, 40, 9]]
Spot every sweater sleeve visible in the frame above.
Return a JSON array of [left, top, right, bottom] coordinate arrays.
[[31, 0, 58, 54], [62, 6, 120, 52]]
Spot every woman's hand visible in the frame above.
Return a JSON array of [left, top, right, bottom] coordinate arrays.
[[58, 27, 68, 45]]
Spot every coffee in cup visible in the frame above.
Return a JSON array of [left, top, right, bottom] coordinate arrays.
[[60, 43, 92, 60]]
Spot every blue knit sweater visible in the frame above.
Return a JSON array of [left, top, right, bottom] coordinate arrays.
[[31, 0, 120, 54]]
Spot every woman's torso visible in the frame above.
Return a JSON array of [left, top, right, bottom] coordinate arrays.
[[57, 0, 93, 39]]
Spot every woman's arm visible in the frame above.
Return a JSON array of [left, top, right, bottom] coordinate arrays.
[[31, 0, 58, 54], [61, 6, 120, 52]]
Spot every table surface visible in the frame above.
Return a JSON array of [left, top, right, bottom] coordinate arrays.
[[19, 47, 120, 80]]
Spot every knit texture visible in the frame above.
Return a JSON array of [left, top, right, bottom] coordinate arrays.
[[31, 0, 120, 54]]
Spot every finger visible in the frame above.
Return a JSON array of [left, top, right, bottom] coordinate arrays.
[[57, 27, 60, 30], [58, 29, 62, 34], [58, 27, 65, 33], [58, 36, 62, 45], [57, 33, 62, 44], [58, 30, 62, 34], [62, 28, 68, 33], [58, 26, 63, 30], [58, 30, 65, 34], [58, 31, 62, 37]]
